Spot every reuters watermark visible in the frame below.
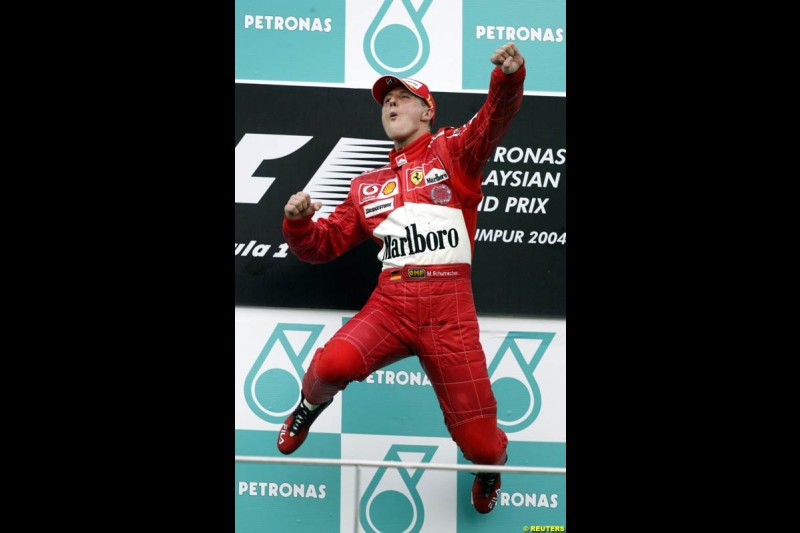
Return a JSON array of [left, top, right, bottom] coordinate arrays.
[[522, 526, 565, 532]]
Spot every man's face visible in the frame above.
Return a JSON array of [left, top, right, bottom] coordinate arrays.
[[380, 87, 431, 145]]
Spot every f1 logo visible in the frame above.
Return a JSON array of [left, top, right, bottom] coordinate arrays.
[[234, 134, 312, 204]]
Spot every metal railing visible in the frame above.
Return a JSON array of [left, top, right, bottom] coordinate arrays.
[[235, 455, 566, 532]]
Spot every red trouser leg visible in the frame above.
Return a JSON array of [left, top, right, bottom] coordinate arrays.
[[448, 417, 508, 466], [302, 290, 412, 405], [302, 338, 367, 405], [407, 269, 507, 466]]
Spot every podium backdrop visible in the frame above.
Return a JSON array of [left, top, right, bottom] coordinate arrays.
[[236, 1, 566, 530]]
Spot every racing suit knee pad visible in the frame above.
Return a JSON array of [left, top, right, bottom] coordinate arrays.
[[449, 417, 509, 465], [313, 338, 366, 385]]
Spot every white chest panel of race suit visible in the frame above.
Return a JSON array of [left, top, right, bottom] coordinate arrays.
[[372, 202, 471, 269]]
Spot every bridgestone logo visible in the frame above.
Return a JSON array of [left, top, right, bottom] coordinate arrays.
[[364, 199, 394, 218], [382, 223, 459, 260]]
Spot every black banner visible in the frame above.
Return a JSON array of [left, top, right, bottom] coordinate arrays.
[[235, 82, 565, 317]]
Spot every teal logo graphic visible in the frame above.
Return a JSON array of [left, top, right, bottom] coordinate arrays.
[[235, 0, 345, 82], [244, 323, 324, 423], [364, 0, 432, 77], [360, 444, 437, 533], [462, 0, 566, 92], [488, 331, 555, 432]]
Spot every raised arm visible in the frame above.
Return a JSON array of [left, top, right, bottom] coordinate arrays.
[[447, 42, 526, 181]]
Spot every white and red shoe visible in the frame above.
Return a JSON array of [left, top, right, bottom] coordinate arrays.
[[276, 395, 332, 455], [471, 471, 501, 514]]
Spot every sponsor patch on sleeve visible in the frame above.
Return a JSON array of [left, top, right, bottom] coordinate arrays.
[[364, 198, 394, 218], [358, 177, 399, 204]]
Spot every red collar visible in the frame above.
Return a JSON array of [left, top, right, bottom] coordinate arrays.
[[388, 132, 432, 170]]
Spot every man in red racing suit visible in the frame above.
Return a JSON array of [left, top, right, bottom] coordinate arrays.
[[278, 43, 526, 514]]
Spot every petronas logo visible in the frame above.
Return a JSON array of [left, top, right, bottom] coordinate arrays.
[[243, 323, 324, 423], [360, 444, 437, 533], [364, 0, 432, 77], [488, 331, 556, 432]]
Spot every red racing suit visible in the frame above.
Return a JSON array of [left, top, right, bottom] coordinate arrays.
[[282, 65, 525, 465]]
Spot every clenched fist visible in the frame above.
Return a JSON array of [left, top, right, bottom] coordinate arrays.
[[284, 191, 322, 220], [490, 42, 525, 74]]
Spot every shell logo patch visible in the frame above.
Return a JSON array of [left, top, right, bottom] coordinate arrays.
[[358, 177, 400, 204]]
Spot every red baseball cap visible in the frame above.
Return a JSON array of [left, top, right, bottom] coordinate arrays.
[[372, 76, 436, 124]]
